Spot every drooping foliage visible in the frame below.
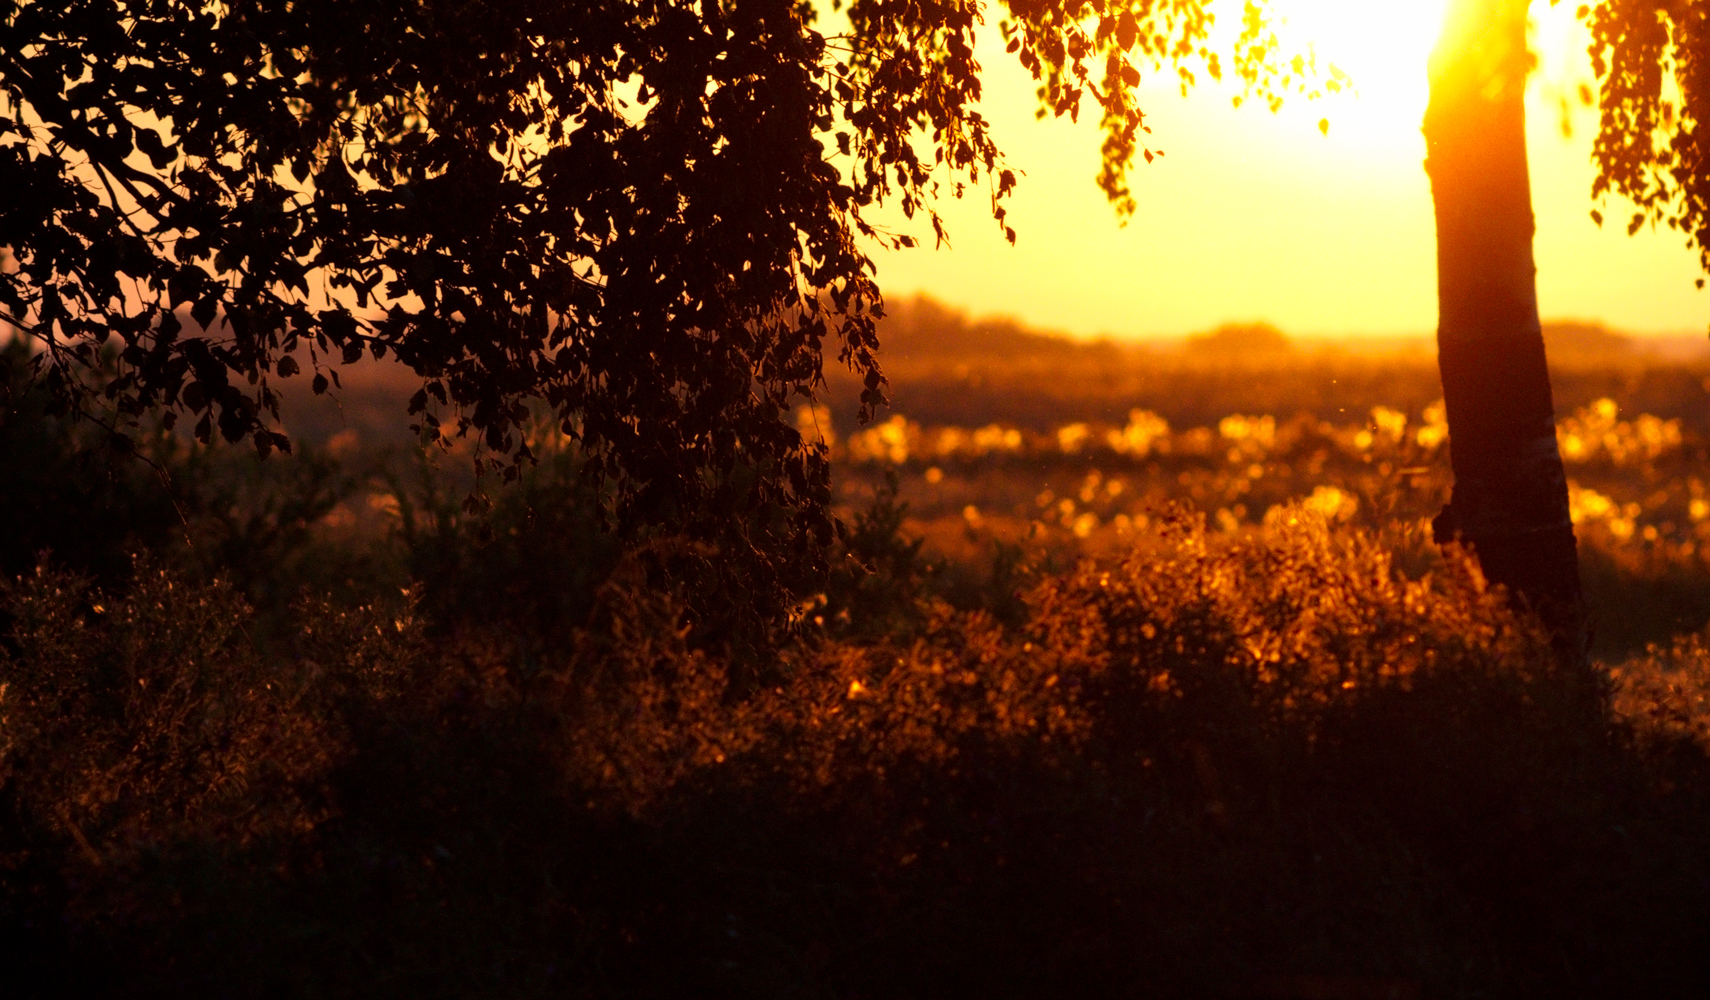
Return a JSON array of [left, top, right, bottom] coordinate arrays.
[[5, 0, 1701, 613], [1585, 0, 1710, 277], [0, 0, 1270, 585]]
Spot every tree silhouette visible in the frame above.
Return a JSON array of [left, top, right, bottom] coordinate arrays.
[[0, 0, 1269, 612], [1424, 0, 1584, 652], [1423, 0, 1710, 656], [0, 0, 1701, 627]]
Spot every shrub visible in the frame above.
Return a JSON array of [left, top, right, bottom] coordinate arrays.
[[3, 500, 1708, 999], [0, 343, 183, 586], [0, 561, 423, 995]]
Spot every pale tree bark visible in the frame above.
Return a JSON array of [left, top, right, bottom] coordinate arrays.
[[1424, 0, 1588, 661]]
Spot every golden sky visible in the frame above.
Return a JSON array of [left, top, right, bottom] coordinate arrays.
[[861, 0, 1707, 340]]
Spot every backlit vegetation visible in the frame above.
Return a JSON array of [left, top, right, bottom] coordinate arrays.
[[4, 316, 1710, 997]]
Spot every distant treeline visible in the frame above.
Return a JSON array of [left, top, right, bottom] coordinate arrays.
[[134, 296, 1703, 452], [815, 296, 1710, 438]]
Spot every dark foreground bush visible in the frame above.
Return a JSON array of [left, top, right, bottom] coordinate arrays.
[[2, 510, 1709, 999]]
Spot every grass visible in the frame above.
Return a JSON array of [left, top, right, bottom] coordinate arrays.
[[3, 320, 1710, 999]]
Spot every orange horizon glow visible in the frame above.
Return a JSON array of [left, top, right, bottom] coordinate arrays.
[[858, 0, 1705, 341]]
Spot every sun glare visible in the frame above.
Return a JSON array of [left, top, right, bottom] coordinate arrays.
[[1267, 0, 1452, 114]]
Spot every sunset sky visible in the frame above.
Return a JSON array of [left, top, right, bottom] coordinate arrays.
[[859, 0, 1707, 341]]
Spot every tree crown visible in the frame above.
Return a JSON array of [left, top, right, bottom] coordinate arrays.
[[0, 0, 1696, 606], [0, 0, 1269, 568]]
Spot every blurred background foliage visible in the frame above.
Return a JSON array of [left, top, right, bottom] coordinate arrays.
[[4, 308, 1710, 997]]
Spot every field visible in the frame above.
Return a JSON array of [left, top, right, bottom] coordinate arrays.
[[819, 298, 1710, 658], [3, 302, 1710, 998]]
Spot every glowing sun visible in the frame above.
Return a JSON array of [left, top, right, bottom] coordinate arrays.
[[1268, 0, 1454, 108]]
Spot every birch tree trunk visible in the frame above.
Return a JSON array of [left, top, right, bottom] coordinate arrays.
[[1423, 0, 1587, 659]]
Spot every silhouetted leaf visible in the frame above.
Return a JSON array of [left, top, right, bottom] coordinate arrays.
[[0, 0, 1369, 628]]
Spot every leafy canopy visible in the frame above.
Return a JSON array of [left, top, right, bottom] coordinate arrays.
[[0, 0, 1272, 554], [0, 0, 1696, 566], [1584, 0, 1710, 281]]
